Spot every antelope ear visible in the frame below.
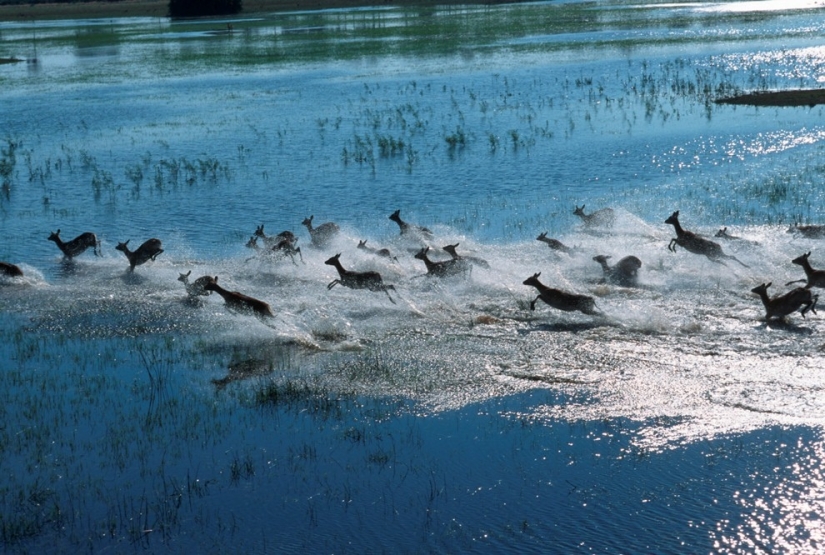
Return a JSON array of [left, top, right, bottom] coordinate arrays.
[[534, 272, 541, 278], [807, 251, 812, 256], [766, 282, 772, 288]]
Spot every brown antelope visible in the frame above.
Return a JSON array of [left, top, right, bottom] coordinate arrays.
[[414, 247, 469, 278], [0, 261, 23, 278], [246, 235, 303, 265], [788, 224, 825, 239], [203, 276, 275, 318], [665, 211, 749, 268], [522, 272, 601, 316], [324, 253, 396, 303], [536, 232, 572, 254], [48, 229, 100, 259], [178, 270, 213, 297], [254, 224, 297, 249], [715, 226, 759, 246], [786, 251, 825, 289], [442, 243, 490, 269], [715, 227, 739, 240], [302, 215, 340, 248], [574, 205, 615, 228], [751, 282, 818, 321], [357, 240, 396, 261], [592, 254, 642, 287], [115, 238, 163, 272], [389, 209, 433, 238]]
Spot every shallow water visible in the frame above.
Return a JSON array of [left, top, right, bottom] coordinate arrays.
[[3, 0, 825, 552]]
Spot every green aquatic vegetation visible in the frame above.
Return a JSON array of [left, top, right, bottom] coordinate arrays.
[[0, 138, 18, 190]]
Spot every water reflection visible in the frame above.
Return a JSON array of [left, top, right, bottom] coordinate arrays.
[[713, 430, 825, 554]]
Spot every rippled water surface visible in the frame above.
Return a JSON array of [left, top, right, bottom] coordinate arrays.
[[3, 0, 825, 552]]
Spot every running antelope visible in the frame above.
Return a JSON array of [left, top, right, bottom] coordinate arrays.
[[254, 224, 298, 249], [536, 232, 572, 254], [442, 243, 490, 269], [204, 276, 275, 319], [592, 254, 642, 287], [414, 246, 469, 278], [48, 229, 100, 259], [751, 282, 818, 321], [522, 272, 601, 316], [324, 253, 396, 303], [788, 224, 825, 239], [665, 211, 749, 267], [786, 252, 825, 289], [573, 205, 615, 228], [715, 227, 739, 240], [178, 270, 213, 297], [389, 209, 433, 238], [357, 240, 396, 261], [0, 261, 23, 278], [246, 235, 303, 265], [715, 227, 759, 246], [302, 215, 340, 248], [115, 238, 163, 272]]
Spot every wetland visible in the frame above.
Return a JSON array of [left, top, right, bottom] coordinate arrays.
[[3, 0, 825, 552]]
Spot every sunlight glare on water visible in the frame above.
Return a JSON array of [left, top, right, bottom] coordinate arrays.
[[698, 0, 825, 13], [714, 434, 825, 554]]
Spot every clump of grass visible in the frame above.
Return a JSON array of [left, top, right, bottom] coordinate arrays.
[[342, 134, 375, 171], [251, 378, 342, 419], [377, 135, 406, 157], [445, 126, 467, 150], [0, 138, 19, 194]]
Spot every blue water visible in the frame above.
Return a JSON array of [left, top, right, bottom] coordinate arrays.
[[3, 1, 825, 552]]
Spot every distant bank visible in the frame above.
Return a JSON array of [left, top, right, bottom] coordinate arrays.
[[0, 0, 508, 21]]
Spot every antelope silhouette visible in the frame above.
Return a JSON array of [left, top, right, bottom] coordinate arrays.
[[115, 238, 163, 272], [573, 205, 615, 228], [442, 243, 489, 269], [178, 270, 213, 297], [302, 215, 340, 248], [414, 246, 469, 278], [592, 255, 642, 287], [48, 229, 100, 259], [522, 272, 601, 316], [389, 209, 433, 238], [0, 261, 23, 278], [665, 211, 748, 267], [751, 282, 817, 321], [536, 232, 572, 254], [324, 253, 396, 303], [786, 251, 825, 289], [204, 276, 275, 319]]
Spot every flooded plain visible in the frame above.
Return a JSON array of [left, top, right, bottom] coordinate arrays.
[[3, 0, 825, 552]]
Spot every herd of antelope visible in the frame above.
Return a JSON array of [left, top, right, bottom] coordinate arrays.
[[1, 207, 823, 323]]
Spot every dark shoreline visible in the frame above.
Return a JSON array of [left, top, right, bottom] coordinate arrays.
[[716, 89, 825, 108], [0, 0, 513, 21]]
